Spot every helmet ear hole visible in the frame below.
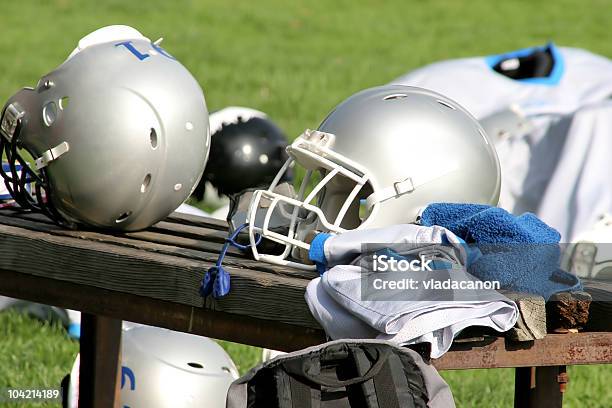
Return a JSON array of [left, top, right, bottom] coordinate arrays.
[[116, 211, 132, 223], [149, 128, 158, 149], [42, 102, 58, 126], [141, 174, 151, 193]]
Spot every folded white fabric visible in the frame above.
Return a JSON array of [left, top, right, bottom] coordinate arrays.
[[320, 224, 468, 267], [307, 269, 518, 358], [306, 277, 379, 340], [304, 224, 519, 358]]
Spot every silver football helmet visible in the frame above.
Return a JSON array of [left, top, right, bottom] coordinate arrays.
[[0, 25, 209, 231], [562, 213, 612, 280], [65, 326, 239, 408], [244, 85, 501, 269]]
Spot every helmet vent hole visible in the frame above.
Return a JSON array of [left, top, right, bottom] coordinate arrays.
[[188, 362, 204, 369], [141, 174, 151, 193], [383, 93, 407, 101], [116, 211, 132, 223], [437, 100, 456, 110], [42, 102, 58, 127], [59, 97, 69, 110], [221, 367, 232, 373], [150, 128, 158, 149]]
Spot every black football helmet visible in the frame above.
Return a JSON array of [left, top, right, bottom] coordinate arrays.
[[192, 107, 291, 200]]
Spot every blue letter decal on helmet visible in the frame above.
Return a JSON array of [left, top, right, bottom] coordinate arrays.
[[116, 40, 176, 61], [151, 42, 176, 60], [115, 41, 150, 60], [121, 366, 136, 391]]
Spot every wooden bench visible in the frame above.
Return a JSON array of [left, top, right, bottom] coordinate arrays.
[[0, 210, 610, 407]]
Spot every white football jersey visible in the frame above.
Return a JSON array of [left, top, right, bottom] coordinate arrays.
[[537, 101, 612, 241], [392, 43, 612, 118], [392, 44, 612, 241]]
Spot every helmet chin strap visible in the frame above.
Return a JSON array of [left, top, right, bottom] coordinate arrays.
[[364, 164, 460, 213], [200, 223, 262, 299], [0, 104, 73, 228]]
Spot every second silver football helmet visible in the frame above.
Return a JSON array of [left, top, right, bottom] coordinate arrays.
[[65, 326, 239, 408], [0, 25, 209, 231], [244, 85, 501, 269]]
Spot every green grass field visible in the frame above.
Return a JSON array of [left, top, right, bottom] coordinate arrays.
[[1, 312, 610, 407], [1, 0, 611, 406]]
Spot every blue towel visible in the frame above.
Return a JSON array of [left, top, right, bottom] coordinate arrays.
[[420, 203, 560, 244], [421, 203, 581, 300]]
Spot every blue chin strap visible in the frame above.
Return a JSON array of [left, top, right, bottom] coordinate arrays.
[[200, 223, 261, 299]]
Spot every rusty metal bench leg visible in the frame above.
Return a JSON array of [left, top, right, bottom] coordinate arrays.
[[79, 313, 122, 408], [514, 366, 566, 408]]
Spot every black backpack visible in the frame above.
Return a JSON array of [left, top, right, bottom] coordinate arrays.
[[226, 340, 455, 408]]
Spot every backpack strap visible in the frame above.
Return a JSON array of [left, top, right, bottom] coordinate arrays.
[[350, 347, 424, 408], [371, 353, 418, 408], [275, 369, 321, 408], [346, 346, 379, 407]]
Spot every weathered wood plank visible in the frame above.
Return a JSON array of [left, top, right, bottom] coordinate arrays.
[[125, 229, 243, 257], [0, 223, 319, 328], [4, 262, 612, 368], [1, 208, 229, 232], [1, 209, 610, 343], [150, 220, 229, 243], [0, 212, 315, 278], [502, 291, 547, 341], [166, 211, 228, 230], [0, 268, 325, 351], [0, 210, 243, 257], [5, 208, 233, 244], [0, 213, 315, 279], [546, 291, 592, 331], [0, 212, 238, 259]]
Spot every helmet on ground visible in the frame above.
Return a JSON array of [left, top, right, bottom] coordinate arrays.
[[192, 107, 290, 200], [244, 85, 501, 269], [563, 213, 612, 280], [0, 25, 210, 231], [64, 326, 239, 408]]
